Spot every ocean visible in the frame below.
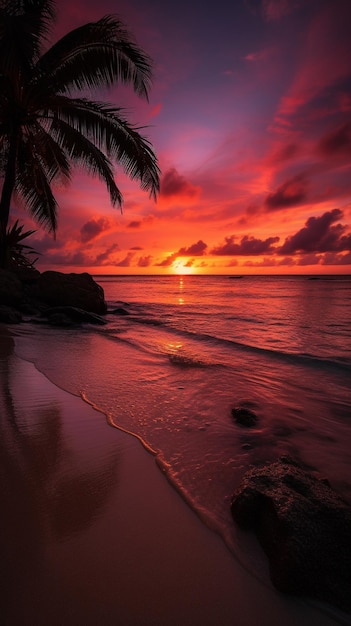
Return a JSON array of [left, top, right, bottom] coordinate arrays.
[[13, 273, 351, 576]]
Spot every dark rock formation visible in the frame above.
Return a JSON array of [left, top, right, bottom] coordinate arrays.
[[110, 307, 130, 315], [231, 456, 351, 612], [44, 306, 107, 326], [0, 269, 23, 307], [30, 271, 107, 314], [0, 305, 22, 324], [232, 406, 258, 427], [0, 269, 108, 325]]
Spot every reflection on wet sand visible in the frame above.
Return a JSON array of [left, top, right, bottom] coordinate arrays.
[[0, 334, 120, 622]]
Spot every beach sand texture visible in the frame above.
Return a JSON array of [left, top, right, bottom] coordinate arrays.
[[0, 330, 344, 625]]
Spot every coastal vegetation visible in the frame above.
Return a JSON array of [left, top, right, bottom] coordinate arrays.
[[0, 0, 160, 268]]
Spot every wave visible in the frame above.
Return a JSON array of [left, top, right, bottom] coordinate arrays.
[[103, 312, 351, 374], [167, 352, 219, 368]]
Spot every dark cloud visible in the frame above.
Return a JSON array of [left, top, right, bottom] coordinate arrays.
[[154, 240, 207, 266], [80, 217, 110, 243], [115, 252, 134, 267], [30, 233, 64, 254], [178, 240, 207, 256], [96, 243, 119, 265], [127, 220, 141, 228], [322, 251, 351, 265], [243, 256, 295, 267], [138, 255, 153, 267], [296, 253, 322, 266], [318, 122, 351, 156], [130, 246, 143, 250], [264, 175, 307, 211], [279, 208, 351, 254], [160, 168, 199, 198], [212, 234, 279, 255], [155, 252, 178, 267]]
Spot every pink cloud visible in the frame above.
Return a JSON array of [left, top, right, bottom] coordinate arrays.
[[275, 3, 351, 122], [244, 49, 271, 63]]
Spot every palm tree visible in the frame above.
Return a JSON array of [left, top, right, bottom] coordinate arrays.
[[0, 0, 160, 267]]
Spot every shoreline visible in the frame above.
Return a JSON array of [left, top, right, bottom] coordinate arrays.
[[0, 327, 345, 625]]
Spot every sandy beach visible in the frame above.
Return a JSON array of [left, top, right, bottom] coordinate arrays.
[[0, 327, 346, 626]]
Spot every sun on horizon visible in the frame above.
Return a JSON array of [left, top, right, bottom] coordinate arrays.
[[171, 260, 195, 275]]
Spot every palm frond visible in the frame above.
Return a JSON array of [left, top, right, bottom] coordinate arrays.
[[5, 219, 39, 268], [35, 15, 153, 99], [48, 115, 123, 207], [0, 0, 55, 75], [45, 96, 160, 199], [15, 147, 58, 231], [25, 121, 71, 182], [6, 219, 36, 243]]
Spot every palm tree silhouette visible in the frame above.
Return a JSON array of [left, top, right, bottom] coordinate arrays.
[[0, 0, 160, 266]]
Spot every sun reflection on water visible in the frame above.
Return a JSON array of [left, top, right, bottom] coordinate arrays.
[[166, 341, 183, 354], [178, 276, 184, 305]]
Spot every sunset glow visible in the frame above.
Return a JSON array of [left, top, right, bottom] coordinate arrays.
[[10, 0, 351, 274]]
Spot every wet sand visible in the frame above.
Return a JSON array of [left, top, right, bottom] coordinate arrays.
[[0, 329, 345, 625]]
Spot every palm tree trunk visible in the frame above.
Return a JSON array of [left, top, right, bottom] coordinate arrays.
[[0, 137, 17, 269]]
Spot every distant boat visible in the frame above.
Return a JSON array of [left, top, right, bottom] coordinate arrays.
[[228, 275, 243, 279], [307, 277, 320, 280]]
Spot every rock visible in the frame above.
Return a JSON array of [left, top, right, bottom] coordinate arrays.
[[232, 406, 258, 427], [110, 307, 130, 315], [0, 269, 22, 306], [231, 456, 351, 612], [241, 443, 253, 450], [44, 306, 107, 325], [0, 305, 22, 324], [11, 266, 41, 284], [46, 312, 76, 327], [31, 271, 107, 314]]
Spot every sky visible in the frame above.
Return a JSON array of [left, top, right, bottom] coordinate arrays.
[[12, 0, 351, 274]]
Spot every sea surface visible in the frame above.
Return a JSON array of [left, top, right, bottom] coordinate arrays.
[[13, 274, 351, 576]]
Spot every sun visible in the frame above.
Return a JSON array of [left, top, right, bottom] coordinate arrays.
[[171, 260, 195, 275]]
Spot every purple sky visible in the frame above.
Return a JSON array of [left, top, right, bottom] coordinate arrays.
[[12, 0, 351, 273]]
